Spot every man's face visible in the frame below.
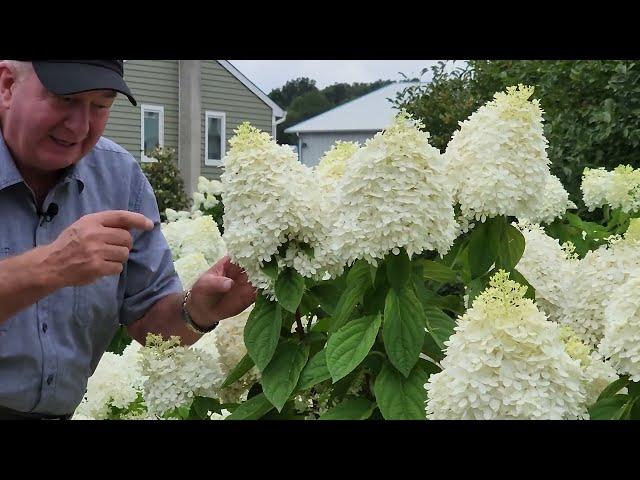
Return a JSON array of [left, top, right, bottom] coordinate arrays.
[[1, 67, 116, 173]]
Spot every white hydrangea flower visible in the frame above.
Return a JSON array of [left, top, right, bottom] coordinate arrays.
[[315, 141, 359, 187], [178, 216, 226, 263], [139, 334, 225, 418], [197, 176, 224, 196], [582, 165, 640, 213], [560, 231, 640, 348], [192, 177, 222, 213], [165, 208, 192, 223], [193, 305, 259, 403], [559, 326, 619, 410], [445, 85, 551, 222], [426, 270, 585, 420], [74, 341, 145, 419], [221, 123, 340, 294], [161, 215, 226, 263], [173, 252, 210, 290], [600, 275, 640, 381], [515, 221, 579, 322], [332, 111, 459, 266], [520, 174, 576, 224]]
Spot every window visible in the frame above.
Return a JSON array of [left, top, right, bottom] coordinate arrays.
[[205, 111, 226, 166], [141, 104, 164, 162]]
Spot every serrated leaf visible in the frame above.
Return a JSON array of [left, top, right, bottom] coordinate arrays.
[[386, 249, 412, 290], [496, 224, 525, 271], [226, 393, 274, 420], [275, 268, 305, 313], [588, 394, 629, 420], [296, 349, 331, 391], [330, 262, 372, 333], [383, 285, 426, 377], [244, 297, 282, 372], [374, 360, 436, 420], [221, 353, 255, 388], [420, 259, 458, 283], [319, 398, 375, 420], [261, 341, 310, 412], [326, 314, 382, 382], [422, 332, 445, 363], [597, 375, 630, 401], [424, 306, 455, 350], [467, 217, 501, 278]]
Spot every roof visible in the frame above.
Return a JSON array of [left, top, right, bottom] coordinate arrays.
[[285, 82, 422, 134], [218, 61, 285, 118]]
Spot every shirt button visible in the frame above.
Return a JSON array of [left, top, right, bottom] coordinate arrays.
[[42, 323, 48, 333], [47, 374, 54, 385]]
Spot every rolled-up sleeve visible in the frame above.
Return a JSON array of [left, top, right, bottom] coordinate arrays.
[[119, 166, 183, 326]]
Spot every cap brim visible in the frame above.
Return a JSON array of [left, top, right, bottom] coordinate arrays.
[[32, 61, 137, 106]]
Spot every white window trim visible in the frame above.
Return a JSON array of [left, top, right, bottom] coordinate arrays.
[[141, 104, 165, 163], [204, 111, 226, 166]]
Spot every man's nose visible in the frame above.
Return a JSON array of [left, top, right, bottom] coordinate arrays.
[[63, 103, 90, 138]]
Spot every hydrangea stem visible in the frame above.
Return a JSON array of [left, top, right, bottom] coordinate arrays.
[[295, 309, 305, 340]]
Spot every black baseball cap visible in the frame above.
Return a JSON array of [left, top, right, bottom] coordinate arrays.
[[29, 60, 137, 106]]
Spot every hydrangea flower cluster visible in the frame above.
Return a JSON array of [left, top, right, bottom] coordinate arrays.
[[559, 226, 640, 348], [193, 306, 259, 403], [520, 174, 576, 224], [600, 274, 640, 381], [445, 85, 551, 222], [221, 123, 340, 293], [332, 111, 459, 265], [515, 221, 579, 322], [315, 141, 360, 188], [193, 176, 223, 212], [426, 271, 585, 420], [559, 326, 619, 410], [139, 334, 224, 417], [73, 342, 146, 419], [582, 165, 640, 213], [162, 215, 226, 264]]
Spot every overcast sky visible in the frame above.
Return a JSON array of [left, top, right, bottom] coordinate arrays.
[[228, 60, 460, 94]]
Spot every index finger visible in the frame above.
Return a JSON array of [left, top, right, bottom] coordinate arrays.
[[96, 210, 154, 231]]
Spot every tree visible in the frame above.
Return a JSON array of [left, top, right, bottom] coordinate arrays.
[[269, 77, 396, 145], [277, 90, 334, 144], [269, 77, 319, 111], [394, 60, 640, 209]]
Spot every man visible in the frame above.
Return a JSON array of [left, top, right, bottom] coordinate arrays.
[[0, 60, 256, 420]]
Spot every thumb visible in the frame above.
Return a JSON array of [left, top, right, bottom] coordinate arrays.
[[194, 273, 234, 299]]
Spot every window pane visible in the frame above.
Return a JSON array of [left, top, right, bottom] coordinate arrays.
[[208, 117, 222, 160], [144, 111, 160, 156]]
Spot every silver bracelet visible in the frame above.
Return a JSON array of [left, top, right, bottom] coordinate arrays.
[[181, 289, 218, 334]]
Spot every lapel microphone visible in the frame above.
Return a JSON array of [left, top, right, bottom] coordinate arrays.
[[39, 203, 59, 227]]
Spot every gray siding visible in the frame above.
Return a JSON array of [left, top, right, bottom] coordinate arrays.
[[200, 61, 273, 179], [299, 131, 378, 167], [102, 60, 179, 163]]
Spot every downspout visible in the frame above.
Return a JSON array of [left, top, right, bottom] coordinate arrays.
[[274, 111, 287, 141]]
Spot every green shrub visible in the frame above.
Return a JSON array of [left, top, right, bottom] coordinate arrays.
[[141, 147, 191, 222]]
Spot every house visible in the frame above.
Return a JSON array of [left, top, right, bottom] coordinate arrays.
[[285, 82, 420, 167], [102, 60, 285, 195]]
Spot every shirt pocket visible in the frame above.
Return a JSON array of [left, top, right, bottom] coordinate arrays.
[[73, 275, 121, 328]]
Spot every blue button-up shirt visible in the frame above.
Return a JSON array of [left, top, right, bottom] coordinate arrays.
[[0, 131, 182, 415]]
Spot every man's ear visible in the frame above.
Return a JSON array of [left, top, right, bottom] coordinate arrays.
[[0, 62, 18, 110]]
